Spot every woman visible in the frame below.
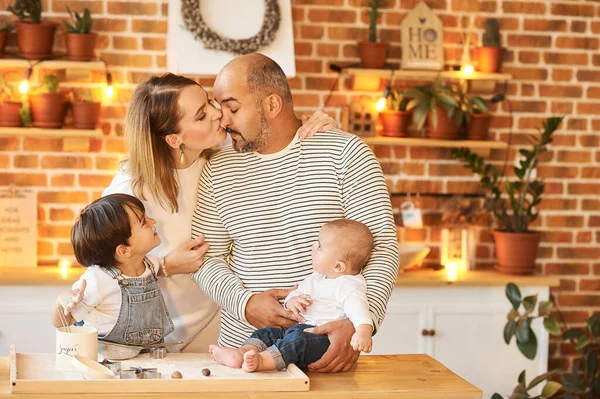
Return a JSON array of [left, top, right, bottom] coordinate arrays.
[[102, 73, 337, 352]]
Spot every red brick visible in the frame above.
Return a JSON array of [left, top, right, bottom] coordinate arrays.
[[506, 100, 547, 113], [539, 85, 582, 98], [503, 67, 548, 81], [537, 166, 578, 179], [98, 53, 152, 68], [566, 118, 587, 131], [546, 263, 589, 275], [577, 232, 593, 243], [38, 191, 89, 204], [503, 2, 546, 14], [571, 20, 587, 33], [107, 1, 157, 15], [551, 69, 573, 82], [558, 295, 600, 307], [507, 34, 552, 48], [23, 138, 62, 152], [308, 9, 357, 23], [41, 156, 91, 169], [586, 87, 600, 99], [131, 20, 167, 34], [550, 102, 573, 114], [142, 37, 165, 51], [546, 216, 584, 228], [556, 150, 591, 163], [316, 43, 338, 57], [300, 25, 324, 40], [582, 199, 600, 211], [524, 19, 566, 32], [0, 172, 46, 186], [50, 175, 75, 187], [544, 52, 588, 66], [112, 36, 138, 50], [568, 183, 600, 195], [558, 247, 600, 259], [551, 3, 595, 17], [94, 19, 127, 32], [403, 163, 426, 175], [541, 231, 573, 243], [590, 216, 600, 227], [78, 174, 114, 188], [295, 59, 323, 74], [13, 155, 39, 168], [582, 167, 600, 179], [557, 37, 599, 50], [394, 180, 443, 193], [328, 26, 367, 41], [538, 199, 578, 211], [0, 137, 20, 151], [49, 209, 75, 221], [428, 164, 473, 177]]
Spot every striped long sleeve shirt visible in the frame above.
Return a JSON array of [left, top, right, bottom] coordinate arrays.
[[191, 130, 399, 348]]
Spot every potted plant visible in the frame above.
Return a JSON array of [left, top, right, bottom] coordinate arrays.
[[452, 116, 564, 275], [30, 74, 67, 128], [462, 94, 491, 141], [358, 0, 388, 69], [405, 77, 464, 140], [63, 7, 97, 61], [69, 89, 101, 129], [8, 0, 56, 60], [0, 23, 12, 58], [474, 18, 504, 73], [0, 73, 22, 127], [493, 283, 599, 399], [379, 88, 411, 137]]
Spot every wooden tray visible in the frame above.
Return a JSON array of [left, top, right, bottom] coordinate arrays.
[[9, 345, 309, 394]]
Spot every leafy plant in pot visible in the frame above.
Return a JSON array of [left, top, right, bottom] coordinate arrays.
[[378, 88, 411, 137], [474, 18, 504, 73], [69, 89, 101, 129], [492, 283, 599, 399], [358, 0, 388, 69], [8, 0, 56, 60], [462, 94, 491, 141], [0, 73, 23, 127], [30, 74, 67, 128], [452, 116, 564, 275], [405, 76, 465, 140], [0, 23, 12, 58], [63, 7, 97, 61]]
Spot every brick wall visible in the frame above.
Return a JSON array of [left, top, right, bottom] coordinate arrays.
[[0, 0, 598, 370]]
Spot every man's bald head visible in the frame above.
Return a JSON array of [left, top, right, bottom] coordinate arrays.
[[220, 53, 293, 107]]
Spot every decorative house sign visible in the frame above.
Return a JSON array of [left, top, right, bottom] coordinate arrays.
[[400, 2, 444, 70], [0, 186, 37, 268]]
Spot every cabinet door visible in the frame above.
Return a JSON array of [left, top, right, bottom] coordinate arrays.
[[0, 286, 69, 355], [369, 289, 428, 355], [428, 287, 549, 399]]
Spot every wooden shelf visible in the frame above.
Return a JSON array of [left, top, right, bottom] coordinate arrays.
[[0, 59, 105, 71], [361, 136, 508, 150], [0, 127, 103, 138], [344, 68, 512, 81]]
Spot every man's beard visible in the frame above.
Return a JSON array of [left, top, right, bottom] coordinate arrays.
[[231, 109, 271, 153]]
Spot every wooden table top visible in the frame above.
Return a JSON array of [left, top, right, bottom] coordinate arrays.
[[0, 354, 482, 398]]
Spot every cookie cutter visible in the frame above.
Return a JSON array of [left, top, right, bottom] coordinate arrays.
[[150, 346, 167, 359], [100, 359, 122, 374], [119, 367, 161, 379]]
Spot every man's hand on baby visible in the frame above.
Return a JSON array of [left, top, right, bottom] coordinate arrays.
[[285, 295, 311, 322], [350, 324, 373, 353], [305, 319, 360, 373], [165, 235, 209, 274], [246, 288, 299, 329], [297, 110, 338, 139], [57, 279, 87, 316]]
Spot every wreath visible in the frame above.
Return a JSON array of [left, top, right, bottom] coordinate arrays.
[[180, 0, 281, 55]]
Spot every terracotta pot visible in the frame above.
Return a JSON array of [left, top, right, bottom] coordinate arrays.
[[0, 30, 7, 58], [0, 101, 22, 127], [427, 106, 460, 139], [65, 33, 98, 61], [466, 113, 491, 140], [358, 42, 388, 69], [380, 110, 411, 137], [474, 47, 504, 73], [493, 230, 542, 275], [72, 101, 101, 129], [16, 21, 57, 60], [30, 93, 67, 128]]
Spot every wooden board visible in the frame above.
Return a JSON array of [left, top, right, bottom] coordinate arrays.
[[9, 345, 309, 394]]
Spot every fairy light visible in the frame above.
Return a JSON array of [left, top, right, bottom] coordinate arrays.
[[105, 71, 114, 99], [19, 67, 32, 94]]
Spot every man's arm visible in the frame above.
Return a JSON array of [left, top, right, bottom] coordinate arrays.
[[339, 136, 400, 333], [191, 161, 254, 323]]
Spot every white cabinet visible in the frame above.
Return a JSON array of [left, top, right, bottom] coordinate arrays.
[[371, 286, 550, 399], [0, 285, 70, 355]]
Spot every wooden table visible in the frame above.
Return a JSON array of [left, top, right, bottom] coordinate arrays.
[[0, 354, 481, 398]]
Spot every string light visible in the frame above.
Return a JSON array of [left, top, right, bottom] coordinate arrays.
[[105, 71, 114, 99], [19, 67, 32, 94]]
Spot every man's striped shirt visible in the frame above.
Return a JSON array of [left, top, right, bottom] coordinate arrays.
[[191, 130, 399, 347]]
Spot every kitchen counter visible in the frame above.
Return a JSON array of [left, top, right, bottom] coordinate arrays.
[[0, 266, 560, 287], [0, 354, 482, 398]]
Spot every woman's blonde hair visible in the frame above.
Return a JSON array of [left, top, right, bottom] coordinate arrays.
[[123, 73, 201, 213]]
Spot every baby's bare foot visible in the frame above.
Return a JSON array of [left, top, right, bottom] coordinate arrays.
[[209, 344, 243, 368], [242, 350, 261, 372]]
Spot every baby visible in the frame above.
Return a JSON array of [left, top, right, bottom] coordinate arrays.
[[51, 194, 174, 346], [210, 219, 374, 372]]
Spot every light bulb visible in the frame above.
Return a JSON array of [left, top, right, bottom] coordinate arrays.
[[19, 80, 29, 94], [105, 85, 114, 99], [461, 65, 474, 76], [376, 97, 387, 112]]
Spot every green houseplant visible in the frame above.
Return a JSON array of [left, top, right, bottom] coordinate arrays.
[[379, 88, 411, 137], [63, 7, 97, 61], [493, 283, 599, 399], [462, 94, 491, 140], [452, 116, 564, 274], [30, 74, 67, 128], [8, 0, 56, 59], [405, 76, 463, 139], [358, 0, 388, 69], [0, 73, 23, 127], [69, 89, 101, 129], [475, 18, 504, 73]]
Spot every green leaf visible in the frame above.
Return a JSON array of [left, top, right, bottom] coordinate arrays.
[[586, 312, 600, 336], [543, 317, 562, 336], [573, 335, 590, 352], [491, 394, 504, 399], [523, 295, 538, 314], [507, 309, 519, 320], [585, 350, 597, 379], [504, 320, 517, 344], [506, 283, 522, 310], [541, 381, 562, 398], [562, 328, 585, 342], [517, 326, 537, 360], [527, 370, 560, 391], [538, 301, 552, 316], [518, 370, 526, 385]]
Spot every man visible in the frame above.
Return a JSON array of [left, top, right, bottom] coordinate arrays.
[[192, 53, 399, 372]]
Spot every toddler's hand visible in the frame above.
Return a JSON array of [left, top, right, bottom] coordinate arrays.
[[285, 295, 312, 320], [350, 324, 373, 353], [57, 279, 87, 316]]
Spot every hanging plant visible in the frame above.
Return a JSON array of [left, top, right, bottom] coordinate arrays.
[[180, 0, 281, 55]]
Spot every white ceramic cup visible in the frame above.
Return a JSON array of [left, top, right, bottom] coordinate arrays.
[[56, 326, 98, 371]]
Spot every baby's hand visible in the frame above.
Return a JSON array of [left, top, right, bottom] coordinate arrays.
[[285, 295, 312, 320], [350, 324, 373, 353], [57, 279, 87, 316]]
